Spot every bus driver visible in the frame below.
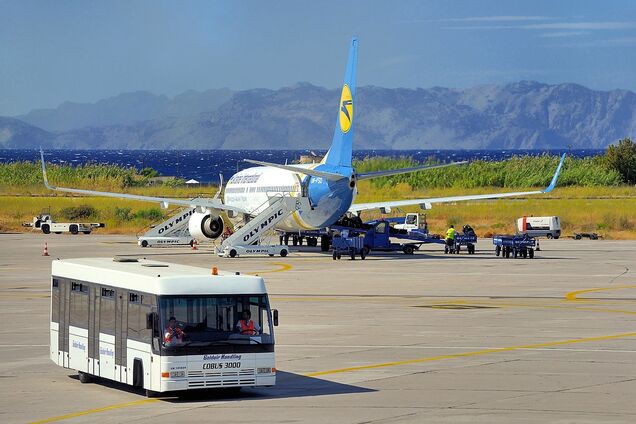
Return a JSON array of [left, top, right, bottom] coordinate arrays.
[[164, 317, 185, 346], [236, 310, 260, 336]]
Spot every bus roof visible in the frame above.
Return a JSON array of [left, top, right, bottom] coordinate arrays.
[[51, 258, 267, 296]]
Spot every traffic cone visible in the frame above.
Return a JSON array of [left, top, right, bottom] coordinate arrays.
[[535, 238, 541, 251], [191, 240, 198, 250], [42, 242, 50, 256]]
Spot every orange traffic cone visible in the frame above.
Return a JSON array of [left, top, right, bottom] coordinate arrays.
[[42, 242, 50, 256], [191, 239, 198, 250]]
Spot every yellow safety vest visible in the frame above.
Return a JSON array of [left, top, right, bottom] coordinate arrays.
[[446, 228, 456, 239]]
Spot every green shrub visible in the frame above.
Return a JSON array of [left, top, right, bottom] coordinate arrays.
[[59, 204, 98, 220], [114, 207, 132, 221], [604, 138, 636, 184], [134, 208, 164, 221]]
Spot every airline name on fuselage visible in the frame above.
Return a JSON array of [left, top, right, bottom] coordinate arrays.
[[157, 209, 195, 234], [242, 209, 284, 242], [228, 174, 262, 185]]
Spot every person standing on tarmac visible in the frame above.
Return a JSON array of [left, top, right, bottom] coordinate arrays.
[[446, 225, 457, 246]]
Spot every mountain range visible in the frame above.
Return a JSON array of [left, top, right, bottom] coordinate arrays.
[[1, 81, 634, 150]]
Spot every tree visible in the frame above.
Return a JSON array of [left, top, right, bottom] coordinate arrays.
[[604, 138, 636, 184]]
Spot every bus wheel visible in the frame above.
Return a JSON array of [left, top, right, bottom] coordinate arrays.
[[78, 371, 94, 384]]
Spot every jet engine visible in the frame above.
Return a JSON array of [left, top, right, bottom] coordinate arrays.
[[188, 211, 224, 240]]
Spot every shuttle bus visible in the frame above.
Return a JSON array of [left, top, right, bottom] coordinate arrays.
[[50, 257, 277, 396]]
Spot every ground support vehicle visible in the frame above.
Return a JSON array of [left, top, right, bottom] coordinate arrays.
[[138, 208, 194, 248], [331, 233, 365, 260], [219, 245, 289, 258], [25, 214, 104, 235], [445, 234, 478, 255], [493, 234, 536, 259], [516, 216, 561, 239], [50, 257, 278, 396]]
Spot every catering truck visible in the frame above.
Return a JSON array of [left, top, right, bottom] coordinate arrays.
[[516, 216, 561, 239], [50, 257, 278, 396]]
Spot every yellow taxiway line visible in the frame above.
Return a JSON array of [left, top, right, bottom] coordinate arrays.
[[247, 262, 293, 275], [565, 285, 636, 301], [30, 398, 165, 424], [30, 330, 636, 423], [304, 331, 636, 377]]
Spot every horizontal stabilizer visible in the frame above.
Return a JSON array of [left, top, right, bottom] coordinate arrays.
[[357, 161, 467, 180], [244, 159, 348, 181]]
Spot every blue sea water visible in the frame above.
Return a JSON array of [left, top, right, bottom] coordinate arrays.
[[0, 149, 603, 184]]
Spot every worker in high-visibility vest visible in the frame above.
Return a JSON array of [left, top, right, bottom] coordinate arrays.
[[164, 316, 185, 346], [236, 310, 260, 335], [445, 225, 457, 246]]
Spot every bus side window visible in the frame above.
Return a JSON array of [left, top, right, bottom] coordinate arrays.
[[70, 281, 89, 328], [128, 292, 141, 341], [51, 279, 60, 323], [100, 288, 115, 335]]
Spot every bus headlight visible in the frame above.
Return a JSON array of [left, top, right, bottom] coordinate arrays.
[[169, 371, 185, 378]]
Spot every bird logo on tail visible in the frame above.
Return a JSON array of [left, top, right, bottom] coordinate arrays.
[[339, 84, 353, 133]]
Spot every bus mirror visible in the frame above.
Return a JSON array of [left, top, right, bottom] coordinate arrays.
[[273, 309, 279, 326], [146, 312, 155, 330]]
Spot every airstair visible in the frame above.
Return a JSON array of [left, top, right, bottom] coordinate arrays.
[[137, 207, 196, 247], [219, 195, 299, 252]]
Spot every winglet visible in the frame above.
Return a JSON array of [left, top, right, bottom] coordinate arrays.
[[40, 148, 54, 190], [543, 153, 566, 193]]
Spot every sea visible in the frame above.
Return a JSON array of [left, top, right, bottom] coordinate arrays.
[[1, 149, 603, 184]]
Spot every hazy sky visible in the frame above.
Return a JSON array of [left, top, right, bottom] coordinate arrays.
[[2, 0, 635, 116]]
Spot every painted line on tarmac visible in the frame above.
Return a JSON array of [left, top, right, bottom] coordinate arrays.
[[565, 285, 636, 301], [304, 331, 636, 378], [30, 332, 636, 423], [247, 262, 293, 275], [29, 398, 166, 424], [278, 344, 636, 353]]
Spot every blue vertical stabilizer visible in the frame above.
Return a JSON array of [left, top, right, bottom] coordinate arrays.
[[322, 38, 358, 169]]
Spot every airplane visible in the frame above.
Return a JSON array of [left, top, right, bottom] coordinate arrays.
[[40, 38, 566, 242]]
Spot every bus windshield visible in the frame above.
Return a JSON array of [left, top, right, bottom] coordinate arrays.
[[158, 294, 273, 349]]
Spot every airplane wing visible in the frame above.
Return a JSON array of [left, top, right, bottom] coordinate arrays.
[[357, 161, 467, 180], [243, 159, 348, 181], [40, 150, 246, 213], [349, 153, 566, 213]]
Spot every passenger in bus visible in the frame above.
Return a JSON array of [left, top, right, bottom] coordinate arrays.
[[164, 317, 185, 346], [236, 310, 260, 335]]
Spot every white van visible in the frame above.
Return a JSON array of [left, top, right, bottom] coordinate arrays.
[[516, 216, 561, 239]]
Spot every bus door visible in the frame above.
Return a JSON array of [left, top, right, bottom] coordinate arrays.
[[115, 291, 128, 382], [88, 286, 98, 375], [58, 280, 71, 368]]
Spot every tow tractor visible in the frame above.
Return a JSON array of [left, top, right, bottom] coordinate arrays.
[[331, 219, 445, 260], [23, 214, 104, 235]]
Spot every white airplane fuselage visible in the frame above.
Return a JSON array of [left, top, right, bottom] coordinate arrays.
[[224, 165, 357, 232]]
